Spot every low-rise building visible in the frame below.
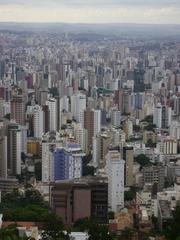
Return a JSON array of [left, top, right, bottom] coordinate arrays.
[[50, 177, 108, 226], [157, 200, 173, 231]]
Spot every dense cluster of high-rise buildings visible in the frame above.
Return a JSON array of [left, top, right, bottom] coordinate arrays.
[[0, 30, 180, 235]]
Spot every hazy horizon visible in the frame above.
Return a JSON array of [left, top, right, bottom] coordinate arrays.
[[0, 0, 180, 24], [0, 22, 180, 25]]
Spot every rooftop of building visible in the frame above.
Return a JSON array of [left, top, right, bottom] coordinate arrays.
[[51, 176, 108, 186]]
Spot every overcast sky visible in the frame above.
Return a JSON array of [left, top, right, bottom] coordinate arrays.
[[0, 0, 180, 24]]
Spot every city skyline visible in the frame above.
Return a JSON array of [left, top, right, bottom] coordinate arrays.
[[0, 0, 180, 24], [1, 1, 180, 239]]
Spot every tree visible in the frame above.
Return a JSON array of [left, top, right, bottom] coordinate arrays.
[[124, 190, 135, 202], [120, 228, 135, 240], [73, 217, 89, 232], [73, 218, 115, 240], [0, 189, 50, 221], [144, 123, 156, 132], [135, 154, 151, 168], [146, 139, 156, 148], [0, 224, 30, 240], [49, 87, 59, 97], [41, 213, 69, 240], [108, 211, 115, 220], [35, 161, 42, 181], [133, 125, 140, 132], [82, 154, 94, 176], [83, 166, 95, 176], [124, 187, 139, 202], [143, 115, 153, 123], [21, 152, 26, 163], [164, 206, 180, 240], [4, 113, 11, 120], [25, 188, 44, 205], [88, 219, 113, 240]]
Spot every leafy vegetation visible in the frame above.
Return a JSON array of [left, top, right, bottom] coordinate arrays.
[[108, 211, 115, 220], [4, 113, 11, 120], [35, 161, 42, 181], [83, 166, 95, 176], [133, 125, 141, 132], [0, 189, 50, 222], [164, 206, 180, 240], [124, 187, 140, 202], [145, 139, 156, 148], [135, 154, 152, 168], [144, 123, 156, 132], [82, 153, 95, 176], [0, 224, 31, 240], [73, 217, 116, 240], [120, 227, 136, 240], [143, 115, 153, 123], [124, 190, 135, 202], [49, 87, 59, 97], [42, 213, 69, 240]]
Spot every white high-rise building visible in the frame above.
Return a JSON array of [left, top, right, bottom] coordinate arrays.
[[164, 107, 172, 128], [60, 95, 69, 112], [0, 100, 10, 120], [41, 131, 62, 183], [46, 98, 57, 131], [92, 135, 101, 166], [93, 109, 101, 136], [16, 130, 22, 176], [59, 96, 69, 128], [157, 139, 177, 155], [33, 105, 44, 138], [74, 123, 88, 153], [106, 150, 125, 212], [111, 110, 121, 128], [153, 104, 162, 128], [71, 93, 86, 126], [153, 104, 172, 129], [170, 121, 180, 140]]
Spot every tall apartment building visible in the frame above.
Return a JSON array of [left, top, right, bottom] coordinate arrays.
[[53, 147, 85, 181], [20, 125, 28, 154], [50, 177, 108, 225], [84, 108, 101, 147], [111, 110, 121, 128], [93, 132, 111, 166], [33, 105, 44, 138], [123, 91, 132, 115], [46, 98, 58, 131], [0, 135, 7, 178], [41, 131, 62, 183], [173, 96, 180, 116], [170, 121, 180, 140], [42, 105, 50, 133], [106, 150, 125, 212], [59, 95, 69, 128], [115, 90, 123, 112], [7, 123, 21, 176], [71, 93, 86, 127], [153, 104, 172, 129], [123, 146, 134, 187], [133, 92, 145, 110], [157, 139, 177, 155], [74, 123, 88, 153], [11, 95, 25, 125]]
